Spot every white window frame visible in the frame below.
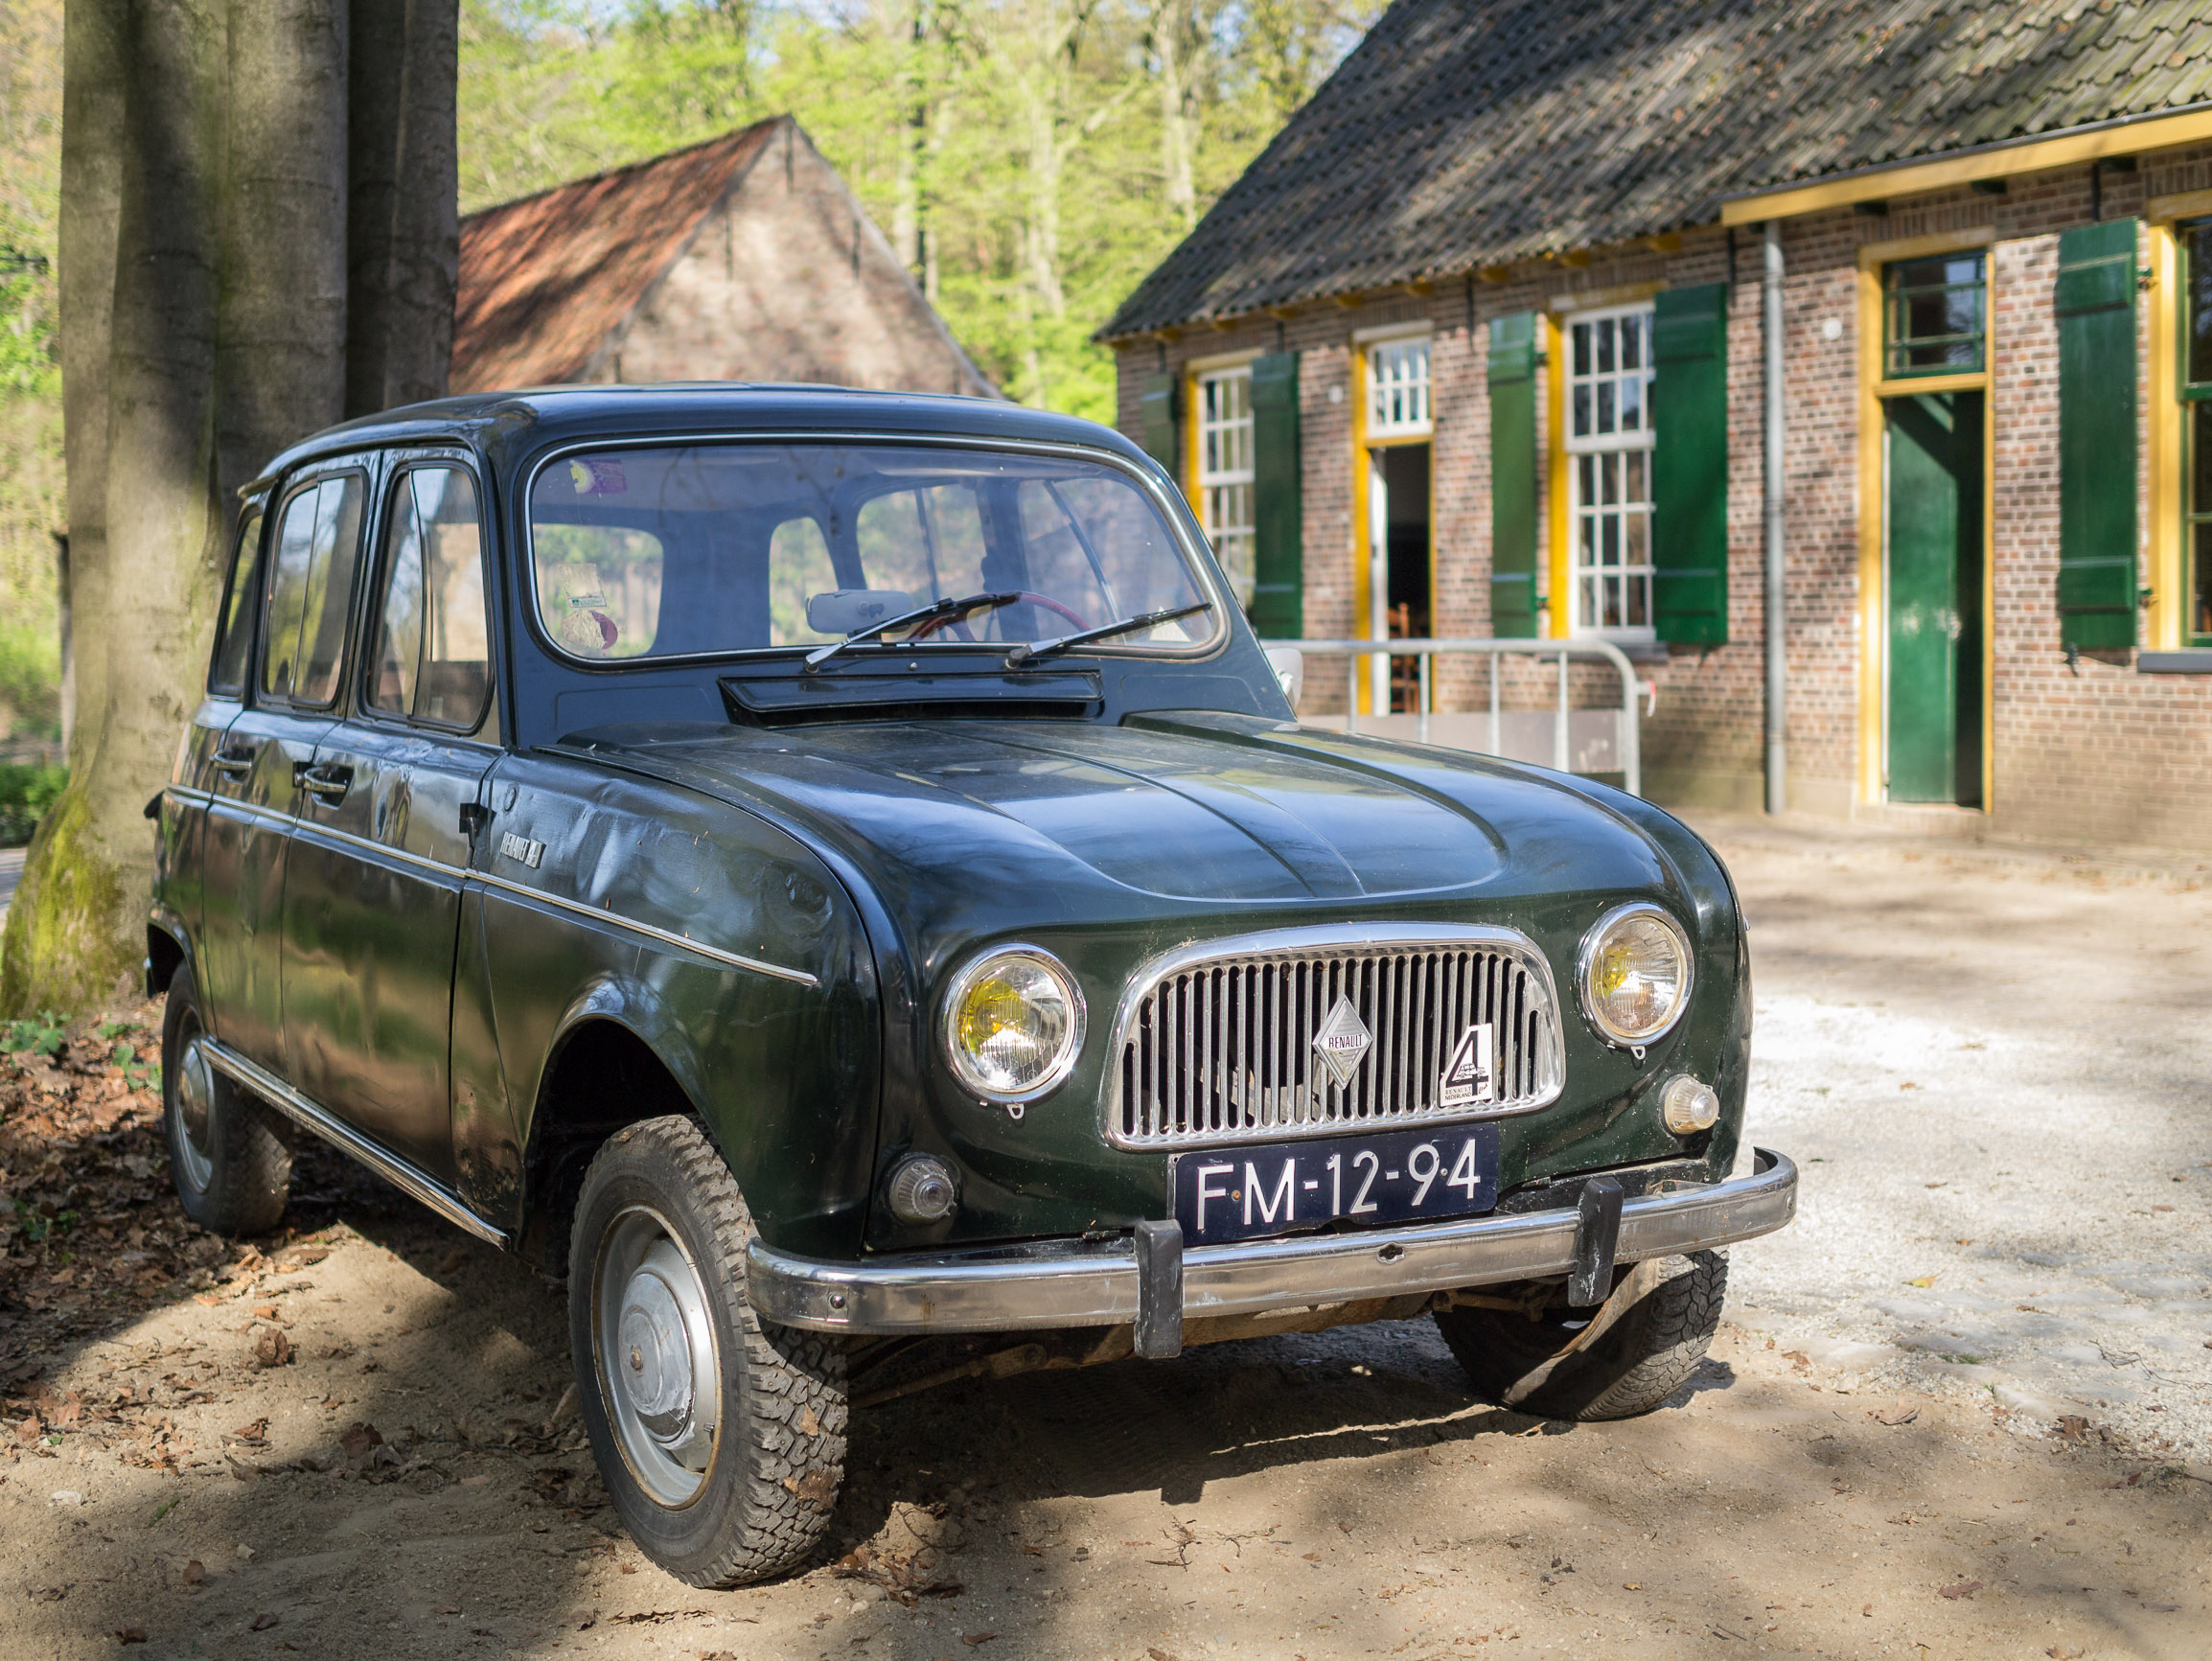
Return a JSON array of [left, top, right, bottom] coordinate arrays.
[[1365, 334, 1432, 439], [1562, 301, 1656, 640], [1195, 362, 1256, 607]]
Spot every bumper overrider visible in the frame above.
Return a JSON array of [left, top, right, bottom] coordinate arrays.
[[749, 1147, 1797, 1335]]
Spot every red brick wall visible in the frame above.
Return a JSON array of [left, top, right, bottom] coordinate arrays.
[[1114, 146, 2212, 852]]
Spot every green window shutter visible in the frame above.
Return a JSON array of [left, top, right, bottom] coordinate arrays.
[[1139, 371, 1181, 481], [1651, 282, 1730, 644], [1487, 311, 1539, 637], [2055, 218, 2139, 650], [1249, 351, 1302, 636]]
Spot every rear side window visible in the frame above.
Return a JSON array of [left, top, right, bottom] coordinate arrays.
[[368, 467, 493, 730], [262, 473, 367, 704], [208, 500, 265, 696]]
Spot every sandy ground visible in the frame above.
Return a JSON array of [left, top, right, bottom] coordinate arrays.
[[3, 815, 2209, 1661]]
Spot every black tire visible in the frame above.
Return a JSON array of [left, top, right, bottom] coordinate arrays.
[[1435, 1250, 1728, 1420], [160, 964, 292, 1235], [568, 1116, 847, 1587]]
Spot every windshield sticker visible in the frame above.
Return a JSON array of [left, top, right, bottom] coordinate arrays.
[[567, 458, 628, 496], [1438, 1024, 1495, 1108]]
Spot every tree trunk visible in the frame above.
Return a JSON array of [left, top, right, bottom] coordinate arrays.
[[4, 0, 228, 1013], [1150, 0, 1196, 233], [219, 0, 348, 494], [345, 0, 457, 416]]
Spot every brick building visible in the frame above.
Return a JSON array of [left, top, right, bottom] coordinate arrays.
[[1101, 0, 2212, 852], [452, 116, 997, 399]]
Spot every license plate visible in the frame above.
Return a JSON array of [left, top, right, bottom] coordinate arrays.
[[1170, 1123, 1502, 1245]]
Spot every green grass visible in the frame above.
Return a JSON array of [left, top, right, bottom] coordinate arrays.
[[0, 761, 62, 846]]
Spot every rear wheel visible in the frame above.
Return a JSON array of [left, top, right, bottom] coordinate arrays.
[[568, 1116, 846, 1586], [1434, 1251, 1728, 1420], [160, 965, 292, 1235]]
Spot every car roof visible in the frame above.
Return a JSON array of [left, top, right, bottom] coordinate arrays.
[[248, 383, 1154, 491]]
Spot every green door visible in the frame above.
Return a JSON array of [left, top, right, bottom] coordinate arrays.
[[1884, 392, 1984, 805]]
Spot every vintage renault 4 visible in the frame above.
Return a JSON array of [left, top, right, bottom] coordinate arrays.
[[150, 385, 1796, 1586]]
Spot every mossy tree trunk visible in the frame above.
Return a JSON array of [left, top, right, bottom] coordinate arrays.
[[4, 0, 456, 1016]]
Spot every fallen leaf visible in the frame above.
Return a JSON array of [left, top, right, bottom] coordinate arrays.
[[782, 1468, 837, 1509], [181, 1560, 205, 1586], [249, 1613, 280, 1631], [1905, 1276, 1937, 1288], [1938, 1581, 1982, 1601], [435, 1246, 470, 1276], [252, 1305, 278, 1320], [250, 1330, 292, 1370], [112, 1628, 148, 1646], [2055, 1416, 2091, 1443], [1873, 1404, 1920, 1427], [1624, 1582, 1643, 1590], [2046, 1648, 2085, 1660], [339, 1422, 384, 1464], [962, 1637, 998, 1648]]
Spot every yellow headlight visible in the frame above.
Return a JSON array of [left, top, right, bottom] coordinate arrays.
[[945, 949, 1083, 1102], [1578, 905, 1692, 1046]]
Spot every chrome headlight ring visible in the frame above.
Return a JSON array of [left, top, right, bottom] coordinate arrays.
[[940, 945, 1086, 1115], [1576, 902, 1694, 1050]]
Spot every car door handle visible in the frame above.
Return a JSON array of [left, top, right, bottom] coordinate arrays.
[[293, 761, 353, 805], [209, 746, 255, 780]]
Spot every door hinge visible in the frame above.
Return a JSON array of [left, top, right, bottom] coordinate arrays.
[[458, 801, 492, 839]]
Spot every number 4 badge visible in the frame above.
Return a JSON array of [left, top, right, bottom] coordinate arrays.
[[1438, 1024, 1494, 1108]]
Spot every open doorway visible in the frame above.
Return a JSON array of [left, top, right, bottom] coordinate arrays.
[[1368, 443, 1431, 712]]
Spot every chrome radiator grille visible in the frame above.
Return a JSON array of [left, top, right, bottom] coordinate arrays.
[[1109, 933, 1564, 1149]]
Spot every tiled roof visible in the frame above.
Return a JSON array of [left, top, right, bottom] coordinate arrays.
[[1103, 0, 2212, 336], [452, 121, 780, 390]]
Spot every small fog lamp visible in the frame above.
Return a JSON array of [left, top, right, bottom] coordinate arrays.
[[943, 947, 1084, 1104], [886, 1154, 960, 1225], [1578, 903, 1693, 1047], [1660, 1074, 1720, 1136]]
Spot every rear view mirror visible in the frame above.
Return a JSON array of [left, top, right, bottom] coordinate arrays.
[[806, 589, 915, 635], [1265, 647, 1303, 709]]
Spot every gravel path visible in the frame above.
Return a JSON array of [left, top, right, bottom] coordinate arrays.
[[1696, 813, 2212, 1461]]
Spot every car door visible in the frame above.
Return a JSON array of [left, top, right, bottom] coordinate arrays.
[[281, 457, 500, 1185], [197, 467, 368, 1071]]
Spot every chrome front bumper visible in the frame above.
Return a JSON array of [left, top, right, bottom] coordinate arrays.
[[748, 1147, 1797, 1335]]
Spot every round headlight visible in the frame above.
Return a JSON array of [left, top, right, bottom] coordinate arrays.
[[1578, 904, 1693, 1047], [943, 947, 1084, 1104]]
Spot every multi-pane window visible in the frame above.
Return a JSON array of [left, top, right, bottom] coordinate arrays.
[[1367, 336, 1431, 437], [1197, 365, 1256, 606], [1884, 252, 1986, 378], [2183, 222, 2212, 645], [1565, 305, 1655, 634]]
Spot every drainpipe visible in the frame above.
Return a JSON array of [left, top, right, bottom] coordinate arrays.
[[1763, 220, 1787, 816]]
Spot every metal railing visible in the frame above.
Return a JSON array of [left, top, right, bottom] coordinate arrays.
[[1263, 637, 1643, 797]]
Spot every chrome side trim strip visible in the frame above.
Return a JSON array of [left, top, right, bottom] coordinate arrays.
[[201, 1039, 510, 1249], [748, 1147, 1799, 1334], [165, 786, 818, 986], [470, 869, 819, 986]]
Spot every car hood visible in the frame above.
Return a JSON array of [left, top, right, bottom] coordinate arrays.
[[560, 710, 1680, 929]]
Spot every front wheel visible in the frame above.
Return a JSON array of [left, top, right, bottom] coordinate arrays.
[[160, 965, 292, 1235], [568, 1116, 847, 1586], [1434, 1250, 1728, 1420]]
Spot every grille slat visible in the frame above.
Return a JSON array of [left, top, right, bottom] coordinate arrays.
[[1112, 936, 1563, 1149]]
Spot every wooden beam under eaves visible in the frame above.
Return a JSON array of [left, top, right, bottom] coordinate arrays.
[[1478, 265, 1512, 284]]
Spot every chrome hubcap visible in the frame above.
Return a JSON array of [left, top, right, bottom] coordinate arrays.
[[594, 1209, 720, 1507], [173, 1035, 217, 1193]]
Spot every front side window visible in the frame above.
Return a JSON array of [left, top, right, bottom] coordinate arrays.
[[209, 499, 265, 696], [262, 473, 366, 704], [1195, 366, 1255, 608], [2183, 221, 2212, 646], [369, 466, 494, 729], [1566, 305, 1655, 634], [1366, 336, 1431, 438], [527, 445, 1215, 664], [1884, 252, 1986, 378]]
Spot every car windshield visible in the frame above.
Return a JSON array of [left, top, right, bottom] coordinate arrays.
[[527, 443, 1216, 664]]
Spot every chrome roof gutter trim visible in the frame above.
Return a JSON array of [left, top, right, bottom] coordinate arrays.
[[749, 1147, 1797, 1334]]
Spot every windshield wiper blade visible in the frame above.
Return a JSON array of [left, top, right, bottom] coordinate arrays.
[[1004, 600, 1214, 667], [801, 590, 1024, 672]]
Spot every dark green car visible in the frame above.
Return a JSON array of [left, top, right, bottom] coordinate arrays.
[[150, 386, 1795, 1586]]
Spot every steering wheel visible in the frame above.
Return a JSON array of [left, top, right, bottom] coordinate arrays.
[[910, 591, 1088, 643]]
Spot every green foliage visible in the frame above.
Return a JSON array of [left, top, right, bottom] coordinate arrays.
[[0, 762, 63, 846], [459, 0, 1377, 417], [0, 1006, 64, 1055]]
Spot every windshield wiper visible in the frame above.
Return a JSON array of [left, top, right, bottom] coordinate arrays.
[[801, 590, 1024, 672], [1003, 600, 1214, 667]]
